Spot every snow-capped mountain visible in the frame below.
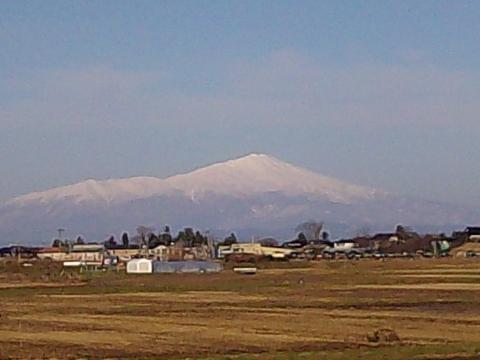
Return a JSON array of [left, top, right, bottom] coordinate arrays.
[[8, 153, 383, 206], [0, 154, 477, 245], [163, 154, 384, 203]]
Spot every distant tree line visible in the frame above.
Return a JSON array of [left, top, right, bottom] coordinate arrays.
[[51, 235, 86, 248], [102, 225, 211, 249], [50, 220, 331, 250]]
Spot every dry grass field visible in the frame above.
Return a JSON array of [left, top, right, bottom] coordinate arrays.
[[2, 258, 480, 359]]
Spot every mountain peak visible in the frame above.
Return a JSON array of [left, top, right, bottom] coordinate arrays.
[[238, 152, 271, 160], [164, 153, 381, 203], [222, 153, 282, 168], [213, 153, 275, 166], [241, 152, 268, 158]]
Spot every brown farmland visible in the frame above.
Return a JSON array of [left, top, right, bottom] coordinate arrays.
[[2, 259, 480, 359]]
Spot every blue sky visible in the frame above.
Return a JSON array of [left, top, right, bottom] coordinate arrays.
[[1, 0, 479, 205]]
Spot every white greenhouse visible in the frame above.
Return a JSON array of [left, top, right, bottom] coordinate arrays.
[[126, 258, 153, 274]]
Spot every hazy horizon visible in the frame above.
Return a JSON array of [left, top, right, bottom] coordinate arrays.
[[2, 1, 480, 206]]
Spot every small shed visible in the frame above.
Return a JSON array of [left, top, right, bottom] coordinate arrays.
[[126, 258, 153, 274], [152, 261, 222, 274]]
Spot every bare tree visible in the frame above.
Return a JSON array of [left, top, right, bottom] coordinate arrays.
[[136, 225, 155, 246], [121, 232, 129, 247], [295, 221, 324, 241], [75, 235, 85, 245], [355, 225, 371, 237]]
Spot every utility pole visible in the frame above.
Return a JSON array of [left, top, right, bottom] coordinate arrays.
[[205, 230, 215, 259]]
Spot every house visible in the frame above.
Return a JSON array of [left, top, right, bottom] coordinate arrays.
[[361, 227, 430, 255], [148, 244, 168, 261], [465, 227, 480, 242], [183, 244, 212, 261], [68, 244, 104, 265], [38, 244, 104, 265], [106, 245, 142, 261], [0, 247, 12, 257], [217, 244, 234, 259], [107, 241, 212, 262], [37, 247, 67, 261], [333, 240, 358, 250], [217, 243, 294, 260], [0, 246, 40, 259], [369, 233, 397, 246], [322, 239, 364, 259], [453, 242, 480, 257]]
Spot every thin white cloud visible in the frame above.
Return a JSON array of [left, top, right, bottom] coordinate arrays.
[[1, 51, 479, 129], [1, 66, 163, 127], [225, 49, 480, 126]]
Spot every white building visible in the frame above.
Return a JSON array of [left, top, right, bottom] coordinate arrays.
[[333, 240, 357, 250], [217, 243, 294, 259], [126, 258, 153, 274]]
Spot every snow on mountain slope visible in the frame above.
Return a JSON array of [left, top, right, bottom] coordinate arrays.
[[164, 153, 384, 203], [1, 153, 478, 245], [7, 177, 168, 206], [5, 153, 385, 207]]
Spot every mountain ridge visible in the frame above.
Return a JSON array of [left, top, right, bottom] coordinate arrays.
[[6, 153, 384, 206], [1, 153, 476, 245]]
